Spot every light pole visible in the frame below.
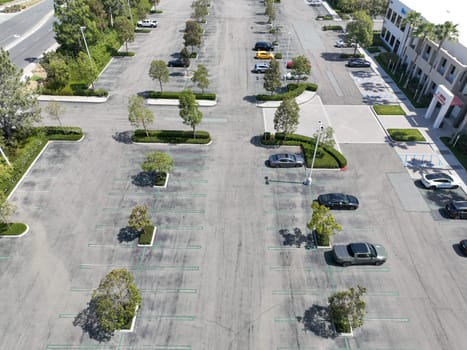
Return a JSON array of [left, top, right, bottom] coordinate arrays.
[[304, 121, 323, 186], [285, 31, 292, 71], [127, 0, 133, 24], [80, 26, 95, 88]]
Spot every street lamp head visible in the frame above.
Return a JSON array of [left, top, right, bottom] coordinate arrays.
[[80, 26, 86, 30]]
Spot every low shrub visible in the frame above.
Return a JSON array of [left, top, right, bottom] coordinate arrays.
[[340, 53, 364, 59], [440, 136, 467, 170], [138, 225, 155, 245], [41, 86, 108, 97], [334, 316, 351, 333], [154, 173, 167, 186], [113, 51, 136, 57], [0, 223, 28, 236], [316, 231, 330, 246], [387, 128, 425, 142], [135, 28, 151, 33], [316, 15, 333, 20], [132, 130, 211, 144], [373, 104, 405, 115], [189, 52, 197, 58], [367, 46, 381, 54], [275, 53, 283, 59], [2, 4, 24, 13], [147, 91, 216, 100], [256, 83, 318, 101], [38, 126, 83, 141], [322, 25, 343, 31]]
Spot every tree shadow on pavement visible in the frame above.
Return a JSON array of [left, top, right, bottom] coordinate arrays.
[[112, 131, 133, 144], [132, 172, 154, 187], [118, 227, 140, 243], [301, 304, 336, 338], [73, 298, 112, 342]]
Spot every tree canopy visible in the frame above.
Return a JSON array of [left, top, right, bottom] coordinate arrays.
[[273, 97, 300, 137], [128, 205, 151, 231], [179, 89, 202, 138], [192, 64, 210, 93], [149, 60, 169, 92], [346, 10, 373, 54], [141, 151, 174, 174], [0, 49, 41, 142], [264, 59, 281, 95], [328, 285, 367, 333], [128, 96, 154, 137]]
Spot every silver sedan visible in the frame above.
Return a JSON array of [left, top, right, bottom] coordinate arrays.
[[268, 153, 304, 168]]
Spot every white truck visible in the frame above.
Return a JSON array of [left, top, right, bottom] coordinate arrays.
[[137, 19, 158, 28]]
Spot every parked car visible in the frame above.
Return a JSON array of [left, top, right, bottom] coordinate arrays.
[[268, 153, 304, 168], [335, 39, 356, 48], [167, 58, 189, 67], [283, 72, 308, 80], [346, 59, 371, 67], [317, 193, 359, 210], [254, 41, 274, 51], [459, 240, 467, 255], [332, 242, 387, 266], [137, 19, 158, 28], [421, 172, 460, 189], [445, 200, 467, 219], [253, 62, 270, 73], [256, 50, 274, 59]]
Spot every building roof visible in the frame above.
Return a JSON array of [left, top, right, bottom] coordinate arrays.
[[402, 0, 466, 47]]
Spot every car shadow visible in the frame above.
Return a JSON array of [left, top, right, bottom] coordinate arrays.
[[136, 90, 151, 98], [452, 243, 466, 257], [243, 95, 258, 104], [301, 304, 336, 338], [170, 72, 185, 77], [438, 208, 452, 219], [323, 251, 340, 266], [426, 189, 466, 207]]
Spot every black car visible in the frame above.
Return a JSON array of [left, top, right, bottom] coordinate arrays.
[[317, 193, 359, 210], [346, 59, 371, 68], [254, 41, 274, 51], [167, 58, 190, 67], [459, 240, 467, 255], [445, 200, 467, 219]]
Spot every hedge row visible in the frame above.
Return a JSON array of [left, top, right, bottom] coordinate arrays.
[[147, 91, 216, 100], [261, 133, 347, 169], [138, 225, 155, 245], [42, 87, 108, 97], [132, 129, 211, 144], [37, 126, 84, 141], [322, 25, 343, 31], [113, 51, 136, 57], [256, 83, 318, 101]]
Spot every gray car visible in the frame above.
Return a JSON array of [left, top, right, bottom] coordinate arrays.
[[268, 153, 304, 168], [332, 242, 387, 266]]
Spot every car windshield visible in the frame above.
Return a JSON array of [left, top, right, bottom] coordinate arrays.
[[425, 173, 452, 180]]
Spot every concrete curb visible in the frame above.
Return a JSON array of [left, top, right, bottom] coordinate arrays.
[[38, 95, 109, 103], [256, 90, 317, 108], [0, 224, 30, 238]]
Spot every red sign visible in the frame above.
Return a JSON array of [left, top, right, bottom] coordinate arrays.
[[435, 92, 447, 105]]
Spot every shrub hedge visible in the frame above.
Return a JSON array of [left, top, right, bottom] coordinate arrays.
[[147, 91, 216, 100], [0, 223, 28, 236], [340, 53, 364, 59], [37, 126, 84, 141], [256, 83, 318, 101], [138, 225, 155, 245], [387, 128, 425, 142], [322, 25, 343, 31], [261, 133, 347, 168], [113, 51, 136, 57], [132, 130, 211, 144], [42, 87, 108, 97]]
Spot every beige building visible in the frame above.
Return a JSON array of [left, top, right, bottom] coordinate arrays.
[[381, 0, 467, 132]]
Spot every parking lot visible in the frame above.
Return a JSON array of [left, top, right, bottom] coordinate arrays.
[[1, 0, 466, 349]]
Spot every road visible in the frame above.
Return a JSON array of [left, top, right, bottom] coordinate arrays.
[[0, 0, 55, 68], [0, 0, 466, 349]]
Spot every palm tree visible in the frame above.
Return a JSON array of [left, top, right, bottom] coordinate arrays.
[[417, 21, 459, 100], [394, 11, 422, 73], [403, 21, 434, 89]]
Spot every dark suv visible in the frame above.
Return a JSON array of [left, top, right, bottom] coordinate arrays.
[[445, 200, 467, 219], [254, 41, 274, 51]]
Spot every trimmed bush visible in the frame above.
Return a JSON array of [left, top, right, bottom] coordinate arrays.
[[0, 223, 28, 236], [367, 46, 381, 54], [256, 83, 318, 101], [38, 126, 83, 141], [189, 52, 197, 58], [387, 128, 425, 142], [275, 53, 283, 59], [322, 25, 343, 31], [135, 28, 151, 33], [373, 104, 405, 115], [316, 231, 330, 246], [132, 130, 211, 144], [147, 91, 216, 100], [316, 15, 333, 20], [340, 53, 364, 59], [113, 51, 136, 57], [440, 136, 467, 170], [138, 225, 155, 245]]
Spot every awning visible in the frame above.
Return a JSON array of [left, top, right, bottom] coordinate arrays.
[[451, 95, 464, 106]]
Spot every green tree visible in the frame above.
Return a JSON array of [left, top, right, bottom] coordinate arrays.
[[291, 55, 311, 83], [192, 64, 209, 93], [179, 89, 202, 138], [328, 285, 367, 333], [265, 0, 275, 24], [345, 10, 373, 55], [264, 58, 281, 95], [149, 60, 169, 92], [153, 0, 160, 10], [41, 52, 70, 91], [141, 151, 174, 181], [54, 0, 100, 56], [128, 96, 154, 137], [184, 21, 202, 52], [128, 205, 151, 231], [114, 16, 135, 52], [101, 0, 126, 27], [418, 21, 459, 99], [307, 202, 342, 246], [0, 49, 41, 142], [92, 269, 141, 334], [0, 193, 16, 227], [394, 11, 422, 72], [274, 97, 300, 138], [313, 126, 335, 148], [133, 0, 152, 21], [192, 0, 208, 21], [46, 101, 65, 127]]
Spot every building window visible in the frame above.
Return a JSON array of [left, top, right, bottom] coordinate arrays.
[[395, 15, 402, 28], [400, 20, 406, 31], [416, 68, 422, 77], [389, 35, 395, 46], [423, 45, 431, 61], [382, 27, 387, 37], [385, 30, 391, 41], [391, 12, 397, 23], [450, 65, 456, 75], [386, 8, 393, 20], [431, 82, 436, 92], [438, 58, 447, 75]]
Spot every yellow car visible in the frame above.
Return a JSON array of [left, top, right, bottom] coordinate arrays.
[[255, 50, 274, 59]]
